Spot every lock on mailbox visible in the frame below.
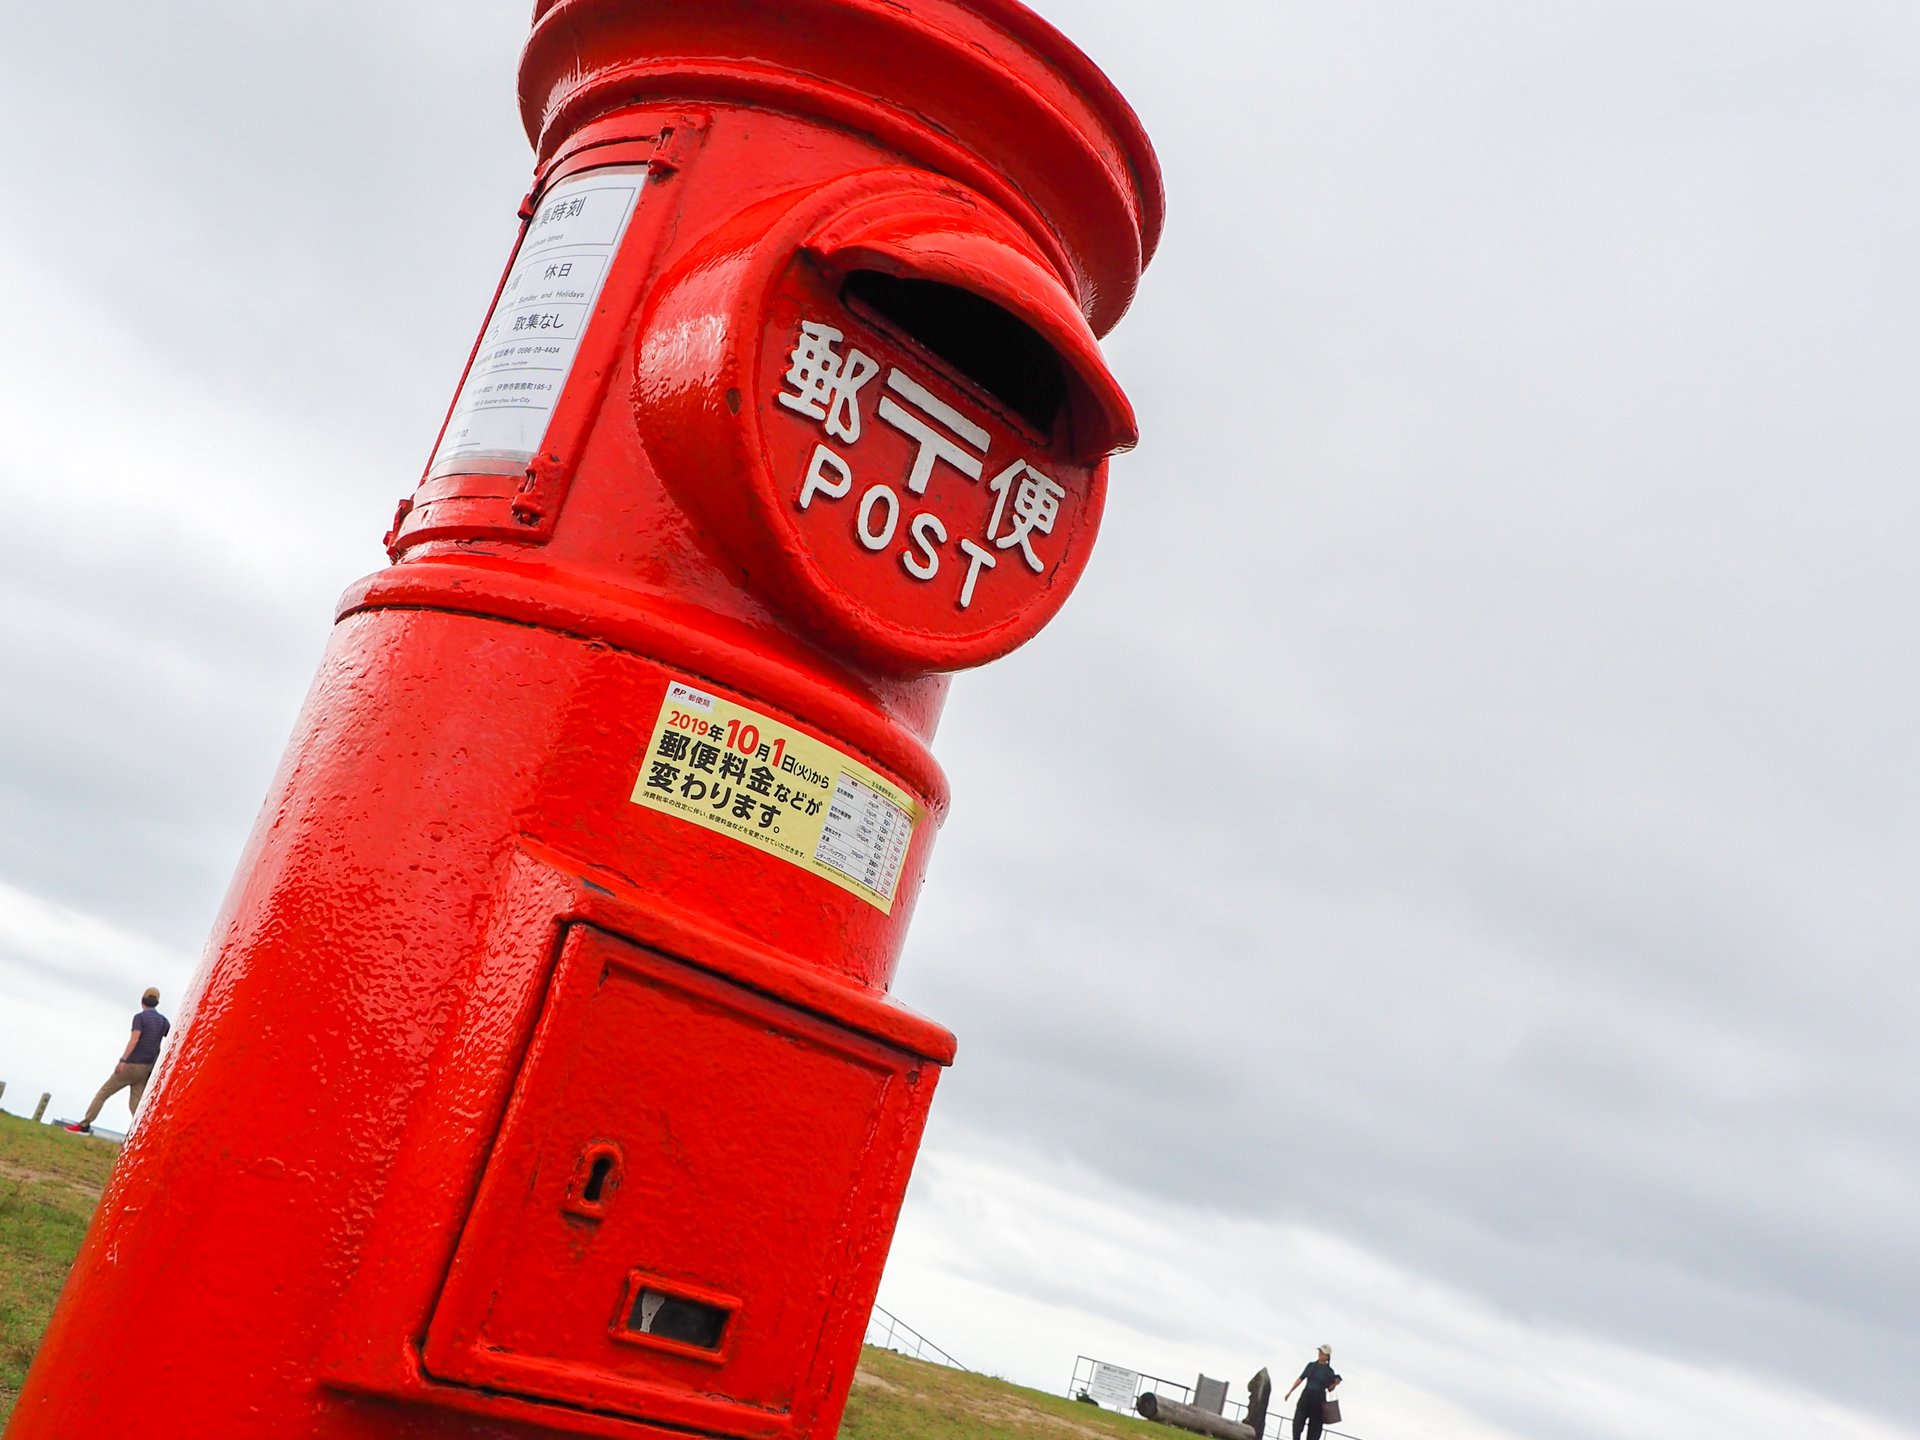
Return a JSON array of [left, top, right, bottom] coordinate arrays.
[[11, 4, 1160, 1438]]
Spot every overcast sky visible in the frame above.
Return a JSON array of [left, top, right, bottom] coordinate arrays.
[[3, 4, 1917, 1438]]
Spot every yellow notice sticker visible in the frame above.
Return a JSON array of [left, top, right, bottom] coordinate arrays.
[[629, 681, 922, 913]]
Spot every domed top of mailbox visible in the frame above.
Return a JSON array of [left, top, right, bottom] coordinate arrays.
[[519, 0, 1164, 335]]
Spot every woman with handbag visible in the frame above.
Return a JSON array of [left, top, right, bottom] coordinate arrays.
[[1282, 1344, 1342, 1440]]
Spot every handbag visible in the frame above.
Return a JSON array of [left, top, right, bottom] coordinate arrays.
[[1321, 1395, 1342, 1425]]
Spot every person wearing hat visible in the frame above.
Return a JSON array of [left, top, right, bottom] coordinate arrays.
[[1282, 1344, 1342, 1440], [64, 987, 171, 1135]]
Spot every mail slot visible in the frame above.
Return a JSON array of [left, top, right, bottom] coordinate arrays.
[[635, 168, 1138, 674]]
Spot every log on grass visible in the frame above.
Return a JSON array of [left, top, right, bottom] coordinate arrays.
[[1135, 1392, 1256, 1440]]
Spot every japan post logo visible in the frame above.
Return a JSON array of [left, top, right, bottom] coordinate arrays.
[[775, 319, 1068, 611]]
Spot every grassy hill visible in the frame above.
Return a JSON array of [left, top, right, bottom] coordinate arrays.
[[844, 1348, 1167, 1440], [0, 1112, 1158, 1437], [0, 1111, 119, 1422]]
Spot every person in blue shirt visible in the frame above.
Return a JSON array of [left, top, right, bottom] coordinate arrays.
[[65, 987, 170, 1135], [1283, 1344, 1341, 1440]]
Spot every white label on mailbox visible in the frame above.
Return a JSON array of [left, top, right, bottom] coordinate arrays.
[[429, 168, 645, 475]]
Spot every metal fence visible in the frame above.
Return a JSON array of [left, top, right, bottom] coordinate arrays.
[[863, 1304, 969, 1372], [1069, 1354, 1367, 1440]]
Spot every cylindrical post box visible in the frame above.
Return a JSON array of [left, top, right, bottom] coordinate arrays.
[[12, 4, 1160, 1436]]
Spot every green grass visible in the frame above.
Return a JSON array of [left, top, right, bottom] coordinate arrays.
[[0, 1115, 1152, 1438], [843, 1347, 1166, 1440], [0, 1110, 119, 1425]]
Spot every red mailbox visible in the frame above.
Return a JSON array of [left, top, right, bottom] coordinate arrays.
[[12, 4, 1159, 1437]]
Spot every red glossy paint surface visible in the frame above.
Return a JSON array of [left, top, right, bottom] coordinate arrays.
[[11, 4, 1157, 1438]]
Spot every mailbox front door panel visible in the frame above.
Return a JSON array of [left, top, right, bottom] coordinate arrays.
[[423, 924, 929, 1437]]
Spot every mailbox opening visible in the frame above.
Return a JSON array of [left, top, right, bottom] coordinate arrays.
[[843, 270, 1067, 438], [623, 1287, 731, 1351]]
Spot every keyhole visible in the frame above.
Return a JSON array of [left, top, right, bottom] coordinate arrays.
[[564, 1142, 623, 1219], [582, 1153, 615, 1204]]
